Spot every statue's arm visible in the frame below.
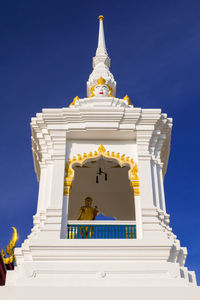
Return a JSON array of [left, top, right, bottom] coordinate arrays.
[[77, 207, 84, 220]]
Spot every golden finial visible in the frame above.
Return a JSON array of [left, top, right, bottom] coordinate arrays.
[[98, 15, 104, 21], [97, 77, 106, 85], [123, 94, 132, 105], [2, 227, 18, 264], [98, 144, 106, 154], [70, 96, 79, 106]]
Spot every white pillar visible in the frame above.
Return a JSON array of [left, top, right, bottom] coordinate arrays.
[[45, 163, 54, 209], [48, 158, 65, 209], [134, 195, 143, 239], [138, 156, 155, 208], [36, 164, 47, 213], [157, 163, 166, 212], [151, 159, 160, 208], [61, 195, 69, 238]]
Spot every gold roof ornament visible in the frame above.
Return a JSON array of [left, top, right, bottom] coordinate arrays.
[[98, 144, 106, 154], [89, 77, 113, 97], [2, 227, 18, 264], [98, 15, 104, 21], [97, 76, 106, 85], [123, 94, 132, 105], [69, 96, 79, 106]]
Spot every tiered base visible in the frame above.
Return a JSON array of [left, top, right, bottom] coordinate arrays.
[[1, 286, 200, 300], [5, 239, 196, 287]]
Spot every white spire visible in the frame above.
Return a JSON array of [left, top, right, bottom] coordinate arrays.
[[96, 15, 107, 56], [87, 15, 116, 97], [94, 15, 110, 66]]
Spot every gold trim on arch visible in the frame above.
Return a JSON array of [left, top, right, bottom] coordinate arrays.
[[63, 144, 140, 196]]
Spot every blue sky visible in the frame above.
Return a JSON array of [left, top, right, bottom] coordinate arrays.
[[0, 0, 200, 284]]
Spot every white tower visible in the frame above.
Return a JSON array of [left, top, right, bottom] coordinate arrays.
[[2, 15, 200, 300]]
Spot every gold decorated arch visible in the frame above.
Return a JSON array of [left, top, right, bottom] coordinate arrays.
[[64, 144, 140, 196]]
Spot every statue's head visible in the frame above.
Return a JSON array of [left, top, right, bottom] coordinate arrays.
[[93, 84, 109, 97], [90, 77, 113, 97], [85, 197, 93, 207]]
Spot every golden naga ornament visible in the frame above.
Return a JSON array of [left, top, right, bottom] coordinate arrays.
[[1, 227, 18, 264]]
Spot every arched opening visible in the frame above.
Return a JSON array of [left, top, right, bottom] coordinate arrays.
[[68, 157, 135, 221]]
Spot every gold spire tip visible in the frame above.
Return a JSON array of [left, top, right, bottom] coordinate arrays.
[[98, 15, 104, 21]]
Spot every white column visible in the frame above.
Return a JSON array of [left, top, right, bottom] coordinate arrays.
[[48, 158, 66, 209], [33, 130, 66, 239], [36, 162, 54, 213], [157, 163, 166, 212], [45, 163, 54, 209], [138, 156, 155, 208], [136, 129, 156, 209], [34, 158, 66, 240], [151, 159, 160, 208], [36, 164, 47, 213], [60, 195, 69, 238], [134, 195, 143, 239], [136, 129, 167, 240]]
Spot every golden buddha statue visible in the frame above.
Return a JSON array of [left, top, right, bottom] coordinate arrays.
[[77, 197, 98, 220]]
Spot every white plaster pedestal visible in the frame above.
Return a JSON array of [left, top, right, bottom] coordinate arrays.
[[5, 239, 196, 287]]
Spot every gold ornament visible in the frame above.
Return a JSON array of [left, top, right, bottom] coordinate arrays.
[[63, 145, 140, 197], [2, 227, 18, 264], [123, 94, 132, 105], [97, 77, 106, 85], [69, 96, 79, 106], [98, 144, 106, 154], [98, 15, 104, 21]]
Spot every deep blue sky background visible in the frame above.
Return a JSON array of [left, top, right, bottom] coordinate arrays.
[[0, 0, 200, 284]]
